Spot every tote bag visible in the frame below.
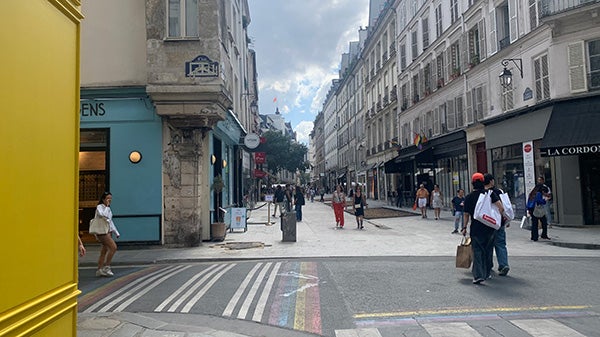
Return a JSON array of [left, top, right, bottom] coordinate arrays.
[[473, 191, 501, 230], [499, 192, 514, 220], [89, 217, 110, 235]]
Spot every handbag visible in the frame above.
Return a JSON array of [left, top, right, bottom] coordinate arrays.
[[474, 191, 501, 230], [533, 204, 546, 218], [412, 202, 417, 210], [89, 217, 110, 235], [455, 236, 472, 269]]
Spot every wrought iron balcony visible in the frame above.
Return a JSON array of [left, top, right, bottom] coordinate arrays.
[[540, 0, 599, 18]]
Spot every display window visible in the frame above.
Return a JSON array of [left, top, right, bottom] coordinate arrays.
[[78, 129, 109, 242]]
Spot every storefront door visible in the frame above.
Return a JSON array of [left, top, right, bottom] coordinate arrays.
[[581, 154, 600, 225]]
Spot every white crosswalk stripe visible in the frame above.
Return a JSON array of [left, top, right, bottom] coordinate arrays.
[[252, 262, 282, 322], [422, 322, 482, 337], [512, 319, 587, 337], [335, 328, 383, 337], [181, 263, 235, 313], [338, 319, 590, 337], [223, 262, 264, 317], [237, 262, 272, 319], [84, 265, 185, 313]]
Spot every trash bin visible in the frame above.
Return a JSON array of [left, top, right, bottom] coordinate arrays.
[[281, 212, 297, 242]]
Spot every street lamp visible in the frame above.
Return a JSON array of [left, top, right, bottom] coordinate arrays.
[[499, 58, 523, 88]]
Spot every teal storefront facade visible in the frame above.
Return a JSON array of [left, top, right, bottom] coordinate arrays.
[[79, 87, 163, 243]]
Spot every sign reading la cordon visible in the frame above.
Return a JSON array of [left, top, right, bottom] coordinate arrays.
[[542, 144, 600, 157]]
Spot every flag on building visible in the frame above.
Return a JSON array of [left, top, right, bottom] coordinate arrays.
[[273, 97, 277, 103]]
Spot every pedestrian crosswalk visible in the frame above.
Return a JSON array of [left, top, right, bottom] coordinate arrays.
[[79, 262, 595, 337]]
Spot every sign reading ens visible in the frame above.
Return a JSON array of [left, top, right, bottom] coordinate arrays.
[[542, 145, 600, 157]]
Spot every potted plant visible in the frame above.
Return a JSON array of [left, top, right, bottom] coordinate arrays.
[[211, 174, 227, 241]]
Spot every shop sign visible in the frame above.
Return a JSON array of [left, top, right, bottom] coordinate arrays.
[[253, 169, 266, 178], [185, 55, 219, 77], [523, 141, 535, 198], [244, 133, 260, 149], [523, 87, 533, 101], [542, 145, 600, 157], [254, 152, 266, 164]]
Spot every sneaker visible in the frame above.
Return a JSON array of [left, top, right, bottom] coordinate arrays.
[[499, 266, 510, 276], [472, 278, 485, 284], [452, 229, 459, 234], [103, 266, 114, 277], [541, 236, 551, 240], [96, 268, 107, 277]]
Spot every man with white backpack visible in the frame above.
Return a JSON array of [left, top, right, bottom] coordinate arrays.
[[484, 173, 514, 276]]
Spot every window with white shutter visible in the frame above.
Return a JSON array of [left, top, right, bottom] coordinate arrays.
[[446, 99, 456, 130], [433, 107, 440, 135], [489, 8, 497, 55], [455, 96, 464, 127], [439, 103, 447, 132], [589, 39, 600, 90], [534, 54, 550, 101], [425, 110, 433, 138], [411, 30, 418, 60], [568, 42, 587, 93], [435, 4, 443, 38], [422, 17, 429, 50], [509, 0, 518, 43], [466, 91, 474, 124], [437, 52, 445, 86]]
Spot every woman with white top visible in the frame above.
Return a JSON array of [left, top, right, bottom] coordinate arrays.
[[94, 191, 119, 277]]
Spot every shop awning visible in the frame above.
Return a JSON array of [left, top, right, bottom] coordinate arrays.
[[384, 158, 401, 173], [484, 106, 552, 149], [540, 96, 600, 156]]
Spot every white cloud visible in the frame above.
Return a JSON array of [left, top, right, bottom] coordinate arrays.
[[295, 120, 315, 145], [248, 0, 369, 137]]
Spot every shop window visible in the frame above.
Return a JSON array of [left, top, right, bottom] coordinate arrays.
[[79, 129, 109, 241]]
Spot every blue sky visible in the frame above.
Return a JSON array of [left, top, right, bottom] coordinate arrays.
[[247, 1, 369, 144]]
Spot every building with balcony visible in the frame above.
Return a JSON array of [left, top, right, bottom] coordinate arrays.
[[312, 0, 600, 225]]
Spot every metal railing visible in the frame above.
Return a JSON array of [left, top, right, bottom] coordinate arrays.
[[540, 0, 599, 17]]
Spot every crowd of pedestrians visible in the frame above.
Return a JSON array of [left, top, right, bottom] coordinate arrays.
[[238, 176, 554, 285]]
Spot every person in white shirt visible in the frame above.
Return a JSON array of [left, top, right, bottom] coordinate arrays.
[[94, 192, 119, 277]]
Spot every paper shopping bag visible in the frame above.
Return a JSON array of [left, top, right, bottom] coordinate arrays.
[[455, 237, 472, 269]]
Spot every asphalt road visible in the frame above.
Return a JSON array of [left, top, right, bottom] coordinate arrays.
[[78, 256, 600, 337]]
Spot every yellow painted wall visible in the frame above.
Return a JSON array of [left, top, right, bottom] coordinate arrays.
[[0, 0, 82, 336]]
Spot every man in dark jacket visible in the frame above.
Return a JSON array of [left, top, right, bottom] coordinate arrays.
[[462, 173, 503, 284]]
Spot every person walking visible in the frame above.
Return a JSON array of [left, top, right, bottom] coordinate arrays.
[[353, 186, 367, 229], [94, 191, 119, 277], [294, 185, 305, 221], [462, 173, 503, 284], [415, 184, 430, 218], [527, 183, 551, 241], [537, 176, 553, 224], [431, 184, 443, 220], [273, 185, 284, 217], [484, 174, 510, 276], [451, 189, 465, 234], [332, 184, 347, 228]]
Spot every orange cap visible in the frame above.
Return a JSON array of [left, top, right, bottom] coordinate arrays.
[[471, 172, 484, 182]]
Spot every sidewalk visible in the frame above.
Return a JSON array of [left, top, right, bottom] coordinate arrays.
[[77, 196, 600, 336]]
